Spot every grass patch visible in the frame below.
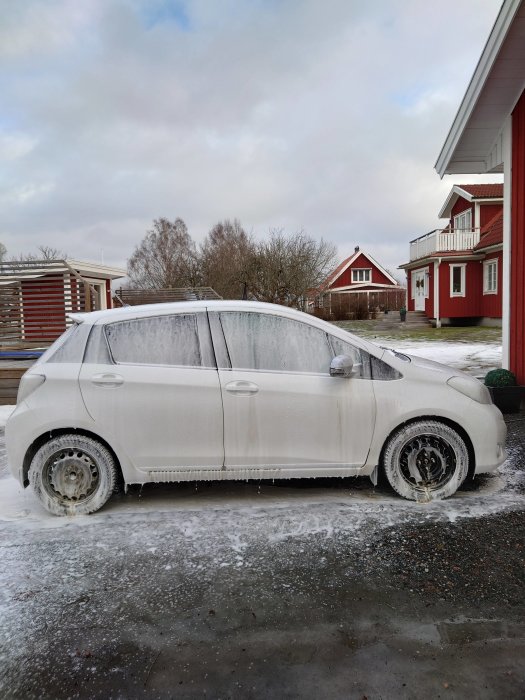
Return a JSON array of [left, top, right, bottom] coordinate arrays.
[[332, 321, 502, 344]]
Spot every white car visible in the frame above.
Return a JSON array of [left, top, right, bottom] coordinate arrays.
[[6, 301, 507, 515]]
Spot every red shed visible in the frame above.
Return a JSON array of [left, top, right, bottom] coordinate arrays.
[[0, 259, 126, 345]]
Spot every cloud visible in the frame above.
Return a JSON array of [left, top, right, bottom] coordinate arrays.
[[0, 0, 503, 275]]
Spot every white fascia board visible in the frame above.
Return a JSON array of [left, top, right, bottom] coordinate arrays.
[[435, 0, 523, 177], [324, 251, 359, 287], [438, 186, 475, 218], [356, 250, 398, 285], [326, 249, 397, 288], [66, 259, 127, 279], [329, 282, 401, 292]]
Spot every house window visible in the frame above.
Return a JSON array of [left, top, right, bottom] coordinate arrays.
[[351, 268, 371, 283], [483, 259, 498, 294], [453, 208, 472, 231], [450, 264, 466, 297]]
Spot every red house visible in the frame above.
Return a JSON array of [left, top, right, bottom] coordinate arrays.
[[310, 246, 403, 317], [435, 0, 525, 380], [400, 185, 503, 326]]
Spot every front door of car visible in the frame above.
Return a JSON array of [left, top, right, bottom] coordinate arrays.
[[78, 313, 223, 472], [213, 311, 376, 470]]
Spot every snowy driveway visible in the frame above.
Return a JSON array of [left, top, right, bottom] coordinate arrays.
[[1, 341, 525, 698]]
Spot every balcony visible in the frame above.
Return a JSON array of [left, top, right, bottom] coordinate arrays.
[[409, 228, 481, 261]]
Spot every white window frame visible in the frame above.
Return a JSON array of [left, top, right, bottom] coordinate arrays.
[[453, 208, 472, 232], [483, 258, 498, 295], [449, 263, 466, 297], [351, 268, 371, 283]]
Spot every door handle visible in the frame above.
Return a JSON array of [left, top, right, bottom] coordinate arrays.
[[91, 373, 124, 387], [225, 380, 259, 396]]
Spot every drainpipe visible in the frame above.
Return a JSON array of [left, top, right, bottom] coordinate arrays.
[[434, 258, 441, 328]]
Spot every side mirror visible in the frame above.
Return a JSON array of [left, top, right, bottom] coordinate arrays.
[[330, 354, 354, 378]]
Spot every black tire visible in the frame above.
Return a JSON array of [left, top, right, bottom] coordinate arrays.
[[382, 420, 469, 501], [29, 434, 117, 516]]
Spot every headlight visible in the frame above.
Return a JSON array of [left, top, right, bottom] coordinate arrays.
[[447, 375, 491, 404], [17, 373, 46, 404]]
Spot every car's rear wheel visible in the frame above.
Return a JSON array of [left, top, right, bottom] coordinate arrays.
[[382, 420, 469, 501], [29, 434, 117, 516]]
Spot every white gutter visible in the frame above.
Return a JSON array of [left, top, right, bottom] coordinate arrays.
[[434, 258, 441, 328]]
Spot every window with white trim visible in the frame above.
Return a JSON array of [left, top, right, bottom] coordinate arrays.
[[483, 259, 498, 294], [351, 268, 371, 283], [453, 208, 472, 231], [450, 264, 466, 297]]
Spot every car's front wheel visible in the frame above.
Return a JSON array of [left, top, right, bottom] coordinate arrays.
[[382, 420, 469, 501], [29, 434, 117, 516]]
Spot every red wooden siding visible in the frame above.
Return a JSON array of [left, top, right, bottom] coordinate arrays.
[[480, 251, 502, 319], [510, 88, 525, 383], [21, 276, 66, 341], [450, 198, 473, 223], [329, 253, 394, 288], [439, 261, 482, 318], [480, 204, 503, 228]]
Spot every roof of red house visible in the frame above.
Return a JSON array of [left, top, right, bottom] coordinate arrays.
[[474, 210, 503, 251], [457, 184, 503, 199]]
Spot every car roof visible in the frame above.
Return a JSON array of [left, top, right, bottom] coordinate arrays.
[[70, 300, 314, 325], [69, 299, 382, 355]]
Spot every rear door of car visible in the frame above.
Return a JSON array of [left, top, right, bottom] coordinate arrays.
[[78, 312, 224, 472]]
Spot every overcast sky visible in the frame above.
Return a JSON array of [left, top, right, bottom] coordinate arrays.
[[0, 0, 504, 276]]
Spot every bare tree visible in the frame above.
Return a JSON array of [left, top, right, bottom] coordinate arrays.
[[250, 230, 338, 308], [200, 219, 256, 299], [11, 245, 68, 262], [0, 243, 6, 262], [127, 218, 200, 289]]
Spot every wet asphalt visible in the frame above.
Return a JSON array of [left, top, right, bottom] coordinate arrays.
[[0, 416, 524, 700]]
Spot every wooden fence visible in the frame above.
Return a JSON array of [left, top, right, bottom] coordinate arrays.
[[313, 289, 407, 321], [114, 287, 222, 306]]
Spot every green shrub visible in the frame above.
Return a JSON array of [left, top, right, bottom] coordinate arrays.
[[484, 368, 517, 388]]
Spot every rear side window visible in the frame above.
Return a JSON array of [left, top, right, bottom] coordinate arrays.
[[105, 314, 202, 367]]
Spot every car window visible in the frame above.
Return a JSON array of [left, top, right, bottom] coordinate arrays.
[[327, 335, 369, 379], [37, 323, 91, 364], [219, 311, 333, 374], [370, 356, 403, 381], [104, 314, 202, 367]]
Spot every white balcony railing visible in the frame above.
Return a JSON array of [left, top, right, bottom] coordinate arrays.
[[409, 228, 481, 261]]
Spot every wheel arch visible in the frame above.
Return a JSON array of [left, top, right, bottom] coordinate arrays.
[[22, 428, 124, 488], [378, 415, 476, 480]]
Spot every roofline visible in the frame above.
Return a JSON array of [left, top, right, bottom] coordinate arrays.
[[66, 259, 127, 279], [399, 253, 485, 269], [438, 186, 504, 218], [435, 0, 523, 177], [325, 249, 398, 288]]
